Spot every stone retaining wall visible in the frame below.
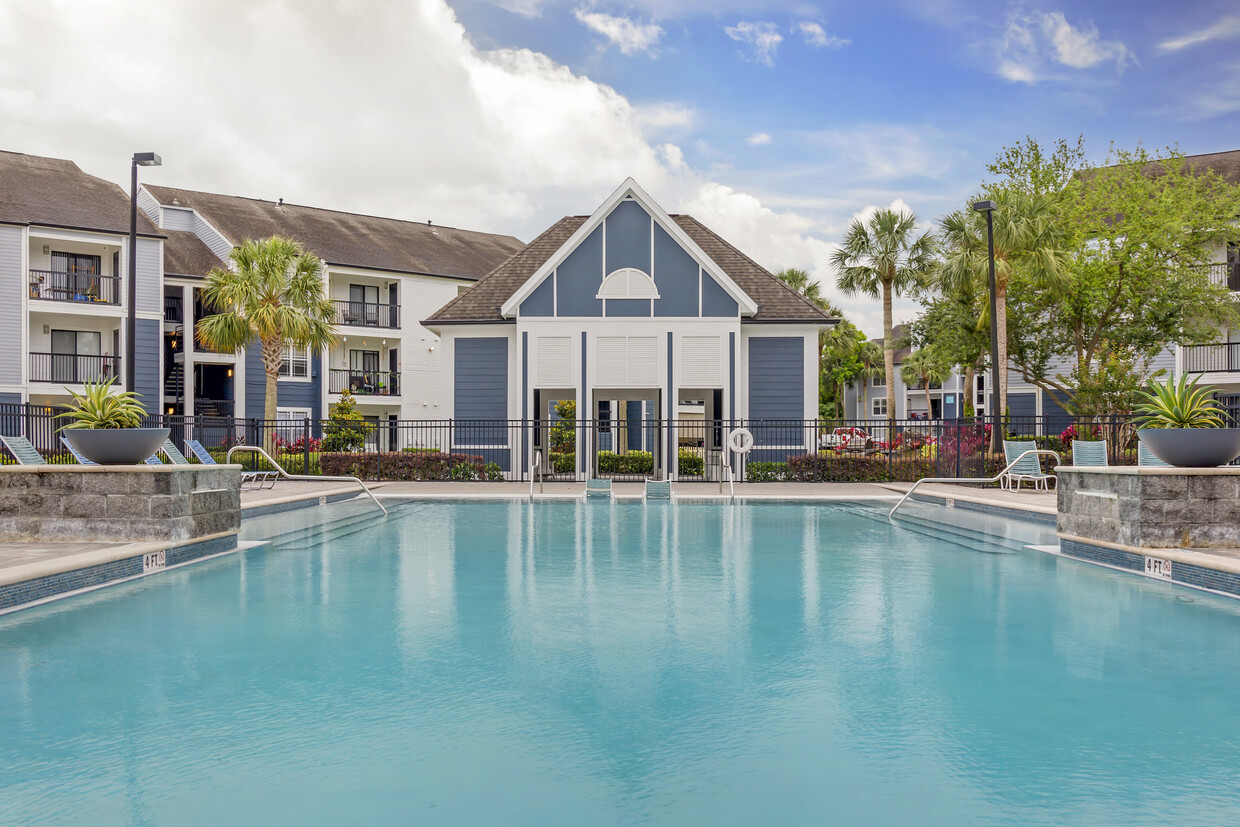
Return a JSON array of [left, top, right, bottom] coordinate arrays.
[[1057, 467, 1240, 549], [0, 466, 242, 542]]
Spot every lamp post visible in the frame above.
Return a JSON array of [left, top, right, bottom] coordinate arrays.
[[127, 152, 161, 397], [972, 199, 1000, 450]]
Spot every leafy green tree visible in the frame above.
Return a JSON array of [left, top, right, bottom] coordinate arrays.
[[776, 267, 833, 312], [322, 389, 372, 452], [198, 236, 339, 431], [937, 189, 1066, 423], [907, 287, 989, 417], [900, 348, 951, 418], [833, 209, 935, 423]]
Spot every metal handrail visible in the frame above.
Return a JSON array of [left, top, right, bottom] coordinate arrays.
[[529, 448, 543, 498], [720, 452, 736, 500], [226, 445, 388, 516], [888, 448, 1061, 519]]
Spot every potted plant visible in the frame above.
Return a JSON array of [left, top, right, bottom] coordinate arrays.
[[1135, 375, 1240, 467], [56, 378, 169, 465]]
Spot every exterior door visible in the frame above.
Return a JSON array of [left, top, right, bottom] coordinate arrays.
[[51, 329, 102, 383], [349, 284, 380, 325]]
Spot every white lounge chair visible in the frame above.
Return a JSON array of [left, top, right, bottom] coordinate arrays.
[[1138, 442, 1170, 467], [1002, 440, 1054, 491]]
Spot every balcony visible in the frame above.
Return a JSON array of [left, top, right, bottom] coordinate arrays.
[[328, 369, 400, 396], [334, 300, 399, 329], [29, 352, 120, 384], [1183, 343, 1240, 373], [164, 296, 183, 323], [29, 270, 120, 305], [1204, 263, 1240, 291]]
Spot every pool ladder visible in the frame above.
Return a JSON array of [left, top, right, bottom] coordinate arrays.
[[226, 445, 388, 516]]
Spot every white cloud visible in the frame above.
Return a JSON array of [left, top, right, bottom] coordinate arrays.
[[725, 21, 783, 67], [995, 10, 1132, 83], [1157, 15, 1240, 53], [746, 132, 772, 146], [635, 102, 697, 135], [794, 21, 849, 49], [809, 125, 956, 182], [573, 9, 664, 56]]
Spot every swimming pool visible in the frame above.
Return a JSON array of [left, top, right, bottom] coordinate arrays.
[[3, 499, 1240, 825]]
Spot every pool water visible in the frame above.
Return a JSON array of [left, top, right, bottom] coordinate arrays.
[[4, 500, 1240, 825]]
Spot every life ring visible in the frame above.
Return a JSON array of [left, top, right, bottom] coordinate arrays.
[[727, 428, 754, 455]]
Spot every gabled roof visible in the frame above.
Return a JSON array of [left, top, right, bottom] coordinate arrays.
[[0, 150, 161, 236], [427, 183, 835, 326], [144, 185, 524, 281], [1183, 149, 1240, 184], [164, 229, 223, 278]]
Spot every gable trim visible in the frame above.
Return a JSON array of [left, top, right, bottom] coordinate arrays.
[[500, 178, 758, 318]]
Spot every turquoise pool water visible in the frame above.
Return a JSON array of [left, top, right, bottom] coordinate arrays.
[[3, 499, 1240, 825]]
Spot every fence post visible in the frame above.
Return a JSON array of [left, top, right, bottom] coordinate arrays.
[[303, 416, 311, 475]]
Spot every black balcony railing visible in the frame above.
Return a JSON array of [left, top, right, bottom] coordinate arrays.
[[1183, 342, 1240, 373], [335, 301, 400, 329], [29, 352, 120, 383], [1203, 262, 1240, 291], [329, 369, 400, 396], [28, 270, 120, 305]]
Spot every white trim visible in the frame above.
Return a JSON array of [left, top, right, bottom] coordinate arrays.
[[499, 178, 759, 317]]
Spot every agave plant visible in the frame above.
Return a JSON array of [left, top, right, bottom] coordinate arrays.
[[55, 378, 146, 430], [1134, 375, 1225, 429]]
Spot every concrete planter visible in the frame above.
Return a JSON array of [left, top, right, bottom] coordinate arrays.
[[1138, 428, 1240, 468], [62, 427, 170, 465]]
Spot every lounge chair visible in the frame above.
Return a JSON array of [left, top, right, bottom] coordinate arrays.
[[160, 439, 190, 465], [184, 439, 276, 488], [584, 478, 612, 500], [1071, 440, 1108, 467], [644, 479, 673, 502], [1001, 440, 1055, 491], [1138, 442, 1170, 467], [1, 435, 47, 465]]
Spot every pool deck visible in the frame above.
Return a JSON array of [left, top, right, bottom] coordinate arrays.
[[1, 477, 1237, 615]]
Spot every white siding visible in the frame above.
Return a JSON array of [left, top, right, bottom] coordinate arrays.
[[192, 213, 233, 262], [137, 187, 161, 226], [596, 335, 658, 386], [162, 206, 195, 231], [681, 335, 721, 386]]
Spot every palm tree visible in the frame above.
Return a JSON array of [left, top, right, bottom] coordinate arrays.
[[197, 236, 339, 440], [901, 349, 950, 419], [776, 267, 832, 312], [832, 209, 935, 423], [937, 190, 1065, 426], [855, 340, 884, 419]]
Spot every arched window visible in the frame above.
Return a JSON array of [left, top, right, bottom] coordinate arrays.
[[596, 267, 660, 300]]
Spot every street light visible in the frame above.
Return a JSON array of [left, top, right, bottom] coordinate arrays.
[[972, 199, 1000, 450], [127, 152, 161, 398]]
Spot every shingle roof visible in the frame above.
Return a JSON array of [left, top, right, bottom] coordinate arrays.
[[163, 229, 223, 278], [426, 214, 836, 325], [0, 150, 160, 235], [145, 185, 523, 281], [1184, 149, 1240, 184], [871, 324, 913, 363]]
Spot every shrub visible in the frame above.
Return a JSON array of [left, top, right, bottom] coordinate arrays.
[[746, 461, 786, 482], [322, 390, 373, 452], [319, 451, 490, 481], [597, 450, 653, 474], [785, 453, 938, 483], [482, 462, 505, 481], [550, 400, 576, 453], [550, 451, 576, 473], [677, 449, 704, 476]]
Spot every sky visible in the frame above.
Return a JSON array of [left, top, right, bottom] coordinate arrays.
[[1, 0, 1237, 336]]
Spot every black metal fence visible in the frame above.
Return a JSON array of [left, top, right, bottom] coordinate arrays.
[[2, 404, 1178, 482], [28, 269, 121, 305]]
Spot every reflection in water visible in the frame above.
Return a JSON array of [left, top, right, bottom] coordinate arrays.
[[3, 500, 1240, 825]]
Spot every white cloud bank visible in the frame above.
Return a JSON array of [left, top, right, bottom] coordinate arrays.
[[574, 9, 664, 56], [795, 21, 850, 49], [1156, 14, 1240, 53], [0, 0, 902, 332], [746, 132, 772, 146], [725, 21, 783, 67]]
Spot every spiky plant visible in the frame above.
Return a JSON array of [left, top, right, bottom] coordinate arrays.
[[56, 377, 146, 430], [1134, 375, 1225, 429]]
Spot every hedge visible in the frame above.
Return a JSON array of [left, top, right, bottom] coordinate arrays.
[[746, 461, 786, 482], [677, 449, 704, 476], [550, 451, 576, 473], [319, 451, 503, 481], [598, 450, 653, 474]]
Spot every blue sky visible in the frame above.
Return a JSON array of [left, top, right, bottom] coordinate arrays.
[[0, 0, 1237, 334]]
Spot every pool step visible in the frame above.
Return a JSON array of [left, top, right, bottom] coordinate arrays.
[[836, 501, 1044, 555]]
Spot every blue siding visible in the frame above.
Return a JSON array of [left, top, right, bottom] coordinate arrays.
[[135, 238, 162, 315], [454, 337, 508, 422], [748, 337, 804, 434], [1042, 389, 1073, 435], [604, 200, 651, 274], [556, 227, 603, 317], [0, 392, 20, 405], [520, 277, 554, 317], [0, 226, 21, 386], [605, 299, 650, 317], [133, 318, 161, 413], [702, 274, 738, 317], [278, 354, 322, 419], [245, 344, 264, 418], [1009, 391, 1036, 435], [653, 226, 699, 317]]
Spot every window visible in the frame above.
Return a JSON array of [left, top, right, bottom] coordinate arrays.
[[871, 397, 888, 417], [280, 344, 310, 378], [872, 372, 886, 386], [596, 268, 660, 300], [49, 329, 105, 383]]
